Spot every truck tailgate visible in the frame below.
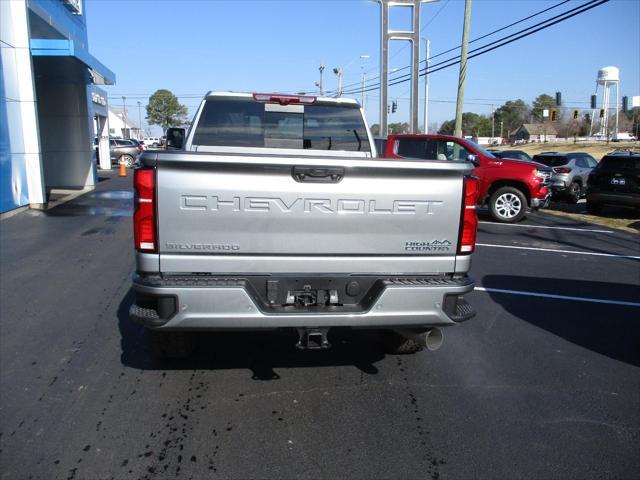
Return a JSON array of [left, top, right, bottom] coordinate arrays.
[[155, 152, 472, 272]]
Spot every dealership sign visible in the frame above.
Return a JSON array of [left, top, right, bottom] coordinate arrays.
[[92, 91, 107, 107]]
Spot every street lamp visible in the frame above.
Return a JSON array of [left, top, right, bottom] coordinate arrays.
[[423, 38, 430, 133], [359, 55, 370, 112], [333, 67, 343, 97], [121, 96, 127, 138], [317, 64, 325, 96], [137, 101, 142, 140]]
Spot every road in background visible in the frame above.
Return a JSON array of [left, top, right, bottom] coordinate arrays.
[[1, 172, 638, 479]]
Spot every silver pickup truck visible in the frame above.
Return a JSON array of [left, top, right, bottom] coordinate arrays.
[[130, 92, 478, 358]]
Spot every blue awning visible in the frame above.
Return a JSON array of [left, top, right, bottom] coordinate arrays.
[[30, 38, 116, 85]]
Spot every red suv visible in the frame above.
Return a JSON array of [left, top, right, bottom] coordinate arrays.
[[378, 135, 552, 223]]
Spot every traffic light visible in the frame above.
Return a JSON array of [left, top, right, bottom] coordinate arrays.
[[622, 96, 629, 113], [550, 109, 557, 122], [572, 110, 579, 120], [590, 95, 597, 109], [555, 91, 562, 107], [392, 100, 397, 113], [387, 104, 390, 114], [599, 108, 605, 118]]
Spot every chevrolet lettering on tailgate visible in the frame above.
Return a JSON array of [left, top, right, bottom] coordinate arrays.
[[180, 195, 444, 215]]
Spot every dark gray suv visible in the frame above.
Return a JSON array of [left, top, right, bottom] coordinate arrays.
[[587, 152, 640, 213], [533, 152, 598, 203], [109, 139, 141, 167]]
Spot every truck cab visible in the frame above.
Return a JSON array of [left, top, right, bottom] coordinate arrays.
[[382, 134, 552, 223]]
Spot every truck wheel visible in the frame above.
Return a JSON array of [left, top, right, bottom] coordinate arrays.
[[489, 187, 527, 223], [567, 182, 581, 204], [147, 329, 195, 359], [382, 330, 424, 355], [586, 201, 602, 214], [119, 154, 134, 168]]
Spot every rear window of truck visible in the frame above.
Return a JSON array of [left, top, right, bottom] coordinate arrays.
[[192, 98, 370, 152]]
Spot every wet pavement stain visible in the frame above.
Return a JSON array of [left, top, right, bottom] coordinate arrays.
[[396, 357, 447, 480], [81, 226, 116, 236], [91, 190, 134, 200], [135, 370, 222, 479]]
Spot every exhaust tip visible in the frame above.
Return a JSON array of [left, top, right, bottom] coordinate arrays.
[[424, 328, 444, 351]]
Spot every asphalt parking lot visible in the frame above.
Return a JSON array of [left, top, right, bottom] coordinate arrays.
[[1, 170, 638, 479]]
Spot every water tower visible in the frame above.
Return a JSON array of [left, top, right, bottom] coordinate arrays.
[[590, 66, 620, 138]]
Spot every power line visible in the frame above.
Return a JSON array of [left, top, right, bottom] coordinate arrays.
[[340, 0, 604, 95], [422, 0, 452, 31], [339, 0, 608, 96], [431, 0, 571, 61], [328, 0, 575, 95]]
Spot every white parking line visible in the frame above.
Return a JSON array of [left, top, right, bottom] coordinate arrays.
[[476, 243, 640, 260], [475, 286, 640, 308], [478, 221, 614, 234]]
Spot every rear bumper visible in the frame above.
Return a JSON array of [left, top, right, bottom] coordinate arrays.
[[587, 192, 640, 207], [531, 191, 551, 209], [550, 174, 570, 191], [130, 274, 476, 330]]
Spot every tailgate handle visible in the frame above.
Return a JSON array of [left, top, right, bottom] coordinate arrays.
[[292, 166, 344, 183]]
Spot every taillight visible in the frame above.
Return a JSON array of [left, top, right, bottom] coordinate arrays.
[[137, 145, 143, 152], [458, 177, 479, 254], [553, 167, 572, 174], [252, 93, 317, 105], [133, 167, 156, 252]]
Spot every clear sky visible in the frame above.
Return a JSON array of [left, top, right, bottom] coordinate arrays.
[[85, 0, 640, 135]]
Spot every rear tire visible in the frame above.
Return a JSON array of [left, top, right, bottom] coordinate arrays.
[[382, 330, 424, 355], [489, 186, 527, 223], [119, 154, 134, 168], [567, 182, 581, 204], [147, 330, 195, 359]]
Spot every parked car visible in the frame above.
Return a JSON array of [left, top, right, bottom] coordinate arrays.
[[109, 139, 141, 167], [586, 152, 640, 213], [380, 134, 552, 223], [611, 133, 637, 142], [532, 152, 598, 203], [487, 149, 533, 163], [143, 136, 161, 148]]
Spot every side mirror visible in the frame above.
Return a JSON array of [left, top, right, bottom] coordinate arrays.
[[467, 154, 480, 167], [166, 127, 185, 150]]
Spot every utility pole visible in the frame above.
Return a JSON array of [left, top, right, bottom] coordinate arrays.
[[454, 0, 472, 138], [121, 96, 127, 138], [423, 38, 430, 133], [318, 64, 325, 96], [500, 120, 503, 143], [491, 105, 495, 143], [137, 101, 142, 140]]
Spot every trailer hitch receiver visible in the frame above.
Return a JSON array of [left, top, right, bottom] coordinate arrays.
[[296, 328, 331, 350]]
